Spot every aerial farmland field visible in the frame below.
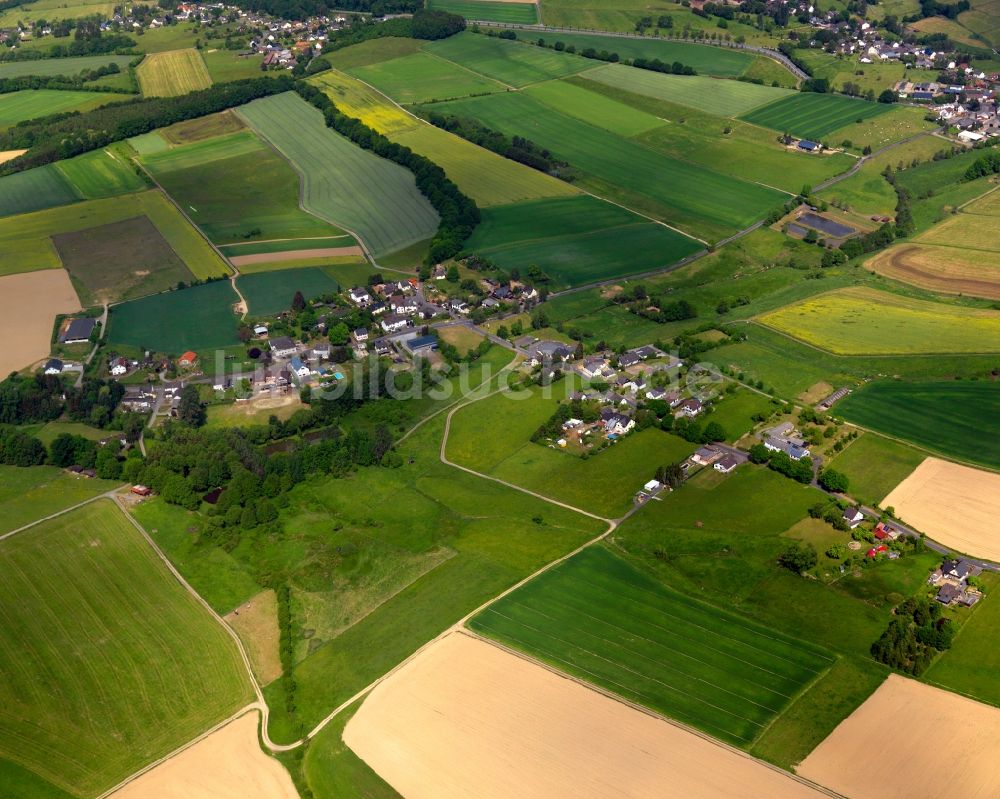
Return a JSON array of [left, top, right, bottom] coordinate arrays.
[[54, 147, 149, 199], [865, 243, 1000, 301], [470, 546, 834, 746], [237, 92, 440, 257], [428, 0, 539, 23], [349, 51, 507, 104], [136, 48, 212, 97], [0, 53, 134, 78], [0, 88, 121, 126], [238, 267, 341, 316], [739, 92, 893, 141], [0, 164, 79, 218], [108, 279, 240, 352], [0, 500, 253, 797], [757, 287, 1000, 355], [0, 466, 121, 535], [0, 0, 115, 26]]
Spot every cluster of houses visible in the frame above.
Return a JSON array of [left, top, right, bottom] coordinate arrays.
[[762, 421, 812, 460], [689, 445, 742, 474], [929, 558, 984, 607]]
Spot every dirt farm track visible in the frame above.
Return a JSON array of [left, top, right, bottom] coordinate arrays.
[[344, 632, 828, 799], [865, 244, 1000, 301]]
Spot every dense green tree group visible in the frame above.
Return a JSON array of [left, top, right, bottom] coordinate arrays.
[[871, 596, 954, 675]]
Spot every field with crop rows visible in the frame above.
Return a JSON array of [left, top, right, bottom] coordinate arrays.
[[740, 92, 892, 141], [757, 287, 1000, 355], [436, 91, 786, 241], [469, 546, 834, 746], [0, 466, 121, 535], [0, 165, 79, 218], [0, 88, 120, 126], [428, 0, 538, 22], [838, 381, 1000, 471], [584, 63, 792, 116], [0, 0, 115, 26], [350, 51, 506, 104], [54, 148, 148, 199], [237, 92, 439, 257], [865, 243, 1000, 301], [136, 48, 212, 97], [108, 278, 240, 352], [0, 500, 252, 797], [424, 31, 593, 87], [0, 54, 134, 78]]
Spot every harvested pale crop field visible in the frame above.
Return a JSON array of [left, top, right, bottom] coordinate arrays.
[[917, 211, 1000, 252], [228, 246, 363, 267], [799, 675, 1000, 799], [225, 592, 281, 685], [0, 148, 25, 163], [0, 269, 79, 375], [865, 243, 1000, 300], [757, 287, 1000, 354], [345, 632, 827, 799], [881, 457, 1000, 560], [137, 49, 212, 97], [237, 92, 439, 257], [109, 713, 298, 799]]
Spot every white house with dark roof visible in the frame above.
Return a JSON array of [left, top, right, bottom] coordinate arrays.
[[269, 336, 297, 358]]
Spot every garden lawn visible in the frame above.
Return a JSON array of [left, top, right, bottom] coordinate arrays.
[[469, 546, 835, 747], [0, 465, 120, 535], [435, 91, 786, 241], [740, 92, 892, 141], [427, 0, 537, 22], [136, 48, 212, 97], [237, 92, 439, 257], [238, 267, 340, 316], [826, 432, 925, 506], [108, 278, 240, 352], [0, 500, 253, 797], [349, 51, 506, 104], [758, 287, 1000, 355], [584, 63, 792, 117], [0, 88, 119, 126], [423, 31, 593, 88], [837, 381, 1000, 472]]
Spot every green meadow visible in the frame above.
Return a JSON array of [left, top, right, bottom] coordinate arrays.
[[0, 88, 120, 126], [350, 51, 507, 104], [740, 92, 892, 141], [428, 0, 538, 22], [238, 267, 340, 316]]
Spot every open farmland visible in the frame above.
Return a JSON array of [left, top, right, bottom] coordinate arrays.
[[344, 632, 827, 799], [825, 433, 924, 507], [0, 53, 134, 78], [799, 676, 1000, 799], [838, 381, 999, 470], [109, 279, 240, 352], [915, 188, 1000, 253], [0, 88, 120, 126], [740, 92, 892, 141], [161, 109, 247, 144], [0, 164, 79, 218], [865, 243, 1000, 300], [311, 69, 577, 206], [0, 270, 80, 375], [238, 267, 340, 316], [583, 63, 792, 116], [144, 131, 348, 245], [428, 0, 538, 22], [469, 546, 834, 746], [465, 195, 701, 287], [136, 48, 212, 97], [237, 92, 440, 257], [0, 0, 115, 26], [349, 51, 507, 104], [109, 713, 298, 799], [881, 457, 1000, 559], [0, 500, 252, 797], [757, 287, 1000, 355], [54, 148, 148, 199], [0, 466, 120, 535], [435, 91, 787, 241], [424, 31, 593, 87]]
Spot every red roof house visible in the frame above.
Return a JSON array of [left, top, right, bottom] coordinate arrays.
[[179, 351, 198, 367], [866, 544, 889, 559]]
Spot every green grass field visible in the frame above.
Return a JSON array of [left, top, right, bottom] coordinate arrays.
[[237, 92, 440, 257], [758, 287, 1000, 355], [0, 88, 120, 126], [704, 388, 775, 441], [435, 91, 787, 241], [469, 546, 834, 746], [0, 164, 79, 218], [0, 500, 252, 796], [465, 195, 701, 287], [201, 48, 268, 83], [0, 466, 120, 535], [160, 109, 246, 145], [54, 148, 148, 199], [825, 432, 925, 506], [584, 63, 792, 116], [0, 0, 115, 26], [0, 54, 134, 78], [144, 131, 346, 245], [238, 267, 340, 316], [108, 278, 240, 352], [136, 48, 212, 97], [739, 92, 893, 142], [350, 50, 507, 104], [424, 31, 593, 88], [428, 0, 538, 21], [0, 189, 228, 280], [523, 77, 667, 137], [838, 381, 1000, 471]]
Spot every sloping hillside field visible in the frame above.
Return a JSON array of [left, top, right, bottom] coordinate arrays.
[[739, 92, 892, 141], [237, 92, 439, 257], [0, 500, 252, 797]]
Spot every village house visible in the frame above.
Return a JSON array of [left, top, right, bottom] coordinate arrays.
[[269, 336, 297, 358], [178, 351, 198, 369], [310, 342, 331, 360], [253, 324, 269, 338], [43, 358, 63, 375], [763, 422, 811, 460], [389, 295, 419, 315], [380, 314, 410, 334], [289, 356, 311, 379], [348, 287, 371, 306], [109, 357, 129, 377], [842, 507, 865, 529], [527, 340, 573, 366], [690, 446, 720, 466], [929, 558, 983, 606], [373, 338, 392, 357], [579, 355, 614, 380], [714, 453, 740, 474], [59, 317, 96, 344], [675, 398, 703, 418], [601, 409, 635, 436]]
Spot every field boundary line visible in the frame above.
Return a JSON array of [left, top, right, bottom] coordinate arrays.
[[0, 487, 125, 542], [418, 47, 518, 91], [461, 629, 847, 798], [219, 234, 353, 248]]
